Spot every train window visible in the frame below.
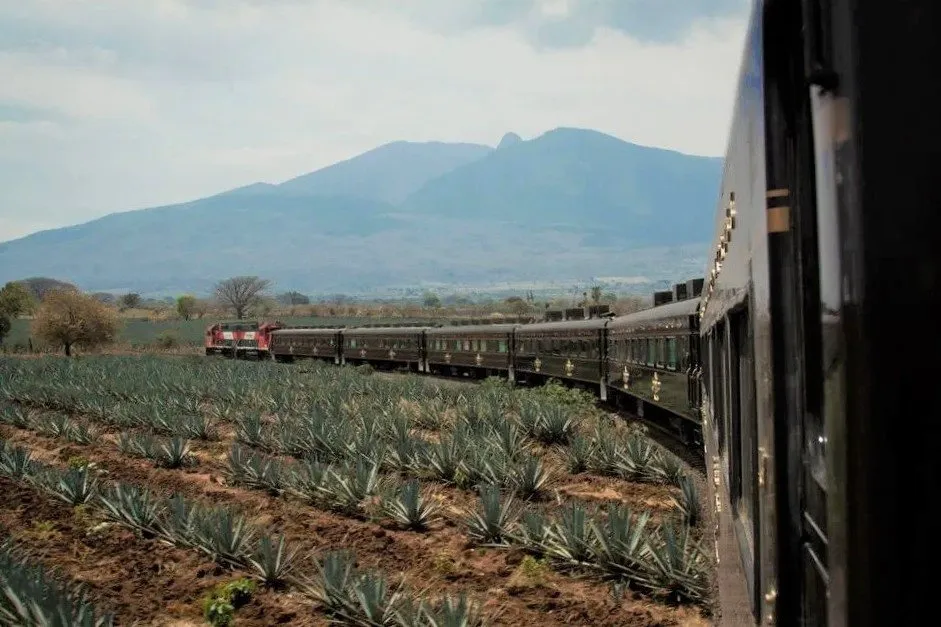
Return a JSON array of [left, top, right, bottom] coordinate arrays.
[[463, 340, 471, 351], [667, 338, 678, 370], [499, 340, 507, 353], [646, 339, 655, 366]]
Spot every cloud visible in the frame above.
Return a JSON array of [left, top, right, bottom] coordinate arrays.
[[0, 0, 748, 242]]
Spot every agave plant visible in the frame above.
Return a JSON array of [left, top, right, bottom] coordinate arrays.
[[304, 550, 356, 615], [381, 479, 439, 531], [512, 510, 550, 555], [247, 534, 300, 586], [287, 457, 332, 504], [588, 432, 623, 477], [423, 436, 464, 484], [0, 541, 114, 626], [35, 413, 71, 438], [562, 435, 593, 474], [463, 484, 517, 545], [156, 437, 193, 469], [117, 432, 157, 459], [421, 593, 486, 627], [590, 505, 653, 584], [509, 454, 552, 500], [98, 482, 163, 536], [617, 436, 658, 481], [0, 442, 34, 479], [671, 474, 701, 527], [65, 421, 97, 445], [329, 459, 382, 513], [644, 522, 710, 603], [50, 466, 98, 506], [343, 571, 411, 627], [179, 413, 215, 441], [543, 502, 595, 566], [533, 405, 576, 445], [192, 507, 256, 566], [161, 494, 197, 545]]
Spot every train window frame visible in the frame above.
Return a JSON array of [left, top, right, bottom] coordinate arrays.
[[667, 337, 678, 371]]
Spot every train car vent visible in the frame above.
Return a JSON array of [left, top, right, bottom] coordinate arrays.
[[687, 277, 705, 298], [673, 283, 689, 301], [653, 290, 674, 307], [565, 307, 585, 320]]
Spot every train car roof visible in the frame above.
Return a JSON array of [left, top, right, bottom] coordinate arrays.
[[426, 323, 518, 335], [270, 328, 341, 336], [608, 298, 699, 330], [340, 326, 430, 335], [516, 318, 607, 333]]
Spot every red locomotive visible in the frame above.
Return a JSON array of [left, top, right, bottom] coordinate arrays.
[[204, 320, 282, 358]]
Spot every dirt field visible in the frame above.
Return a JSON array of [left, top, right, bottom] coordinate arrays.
[[0, 355, 713, 626]]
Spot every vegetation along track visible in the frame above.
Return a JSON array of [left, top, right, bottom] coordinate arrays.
[[0, 354, 714, 625]]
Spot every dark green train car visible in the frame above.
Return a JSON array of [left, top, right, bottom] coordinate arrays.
[[425, 324, 516, 380], [340, 327, 427, 372], [606, 298, 701, 445], [514, 319, 608, 400]]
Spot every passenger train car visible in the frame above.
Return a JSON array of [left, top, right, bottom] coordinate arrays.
[[699, 0, 938, 625]]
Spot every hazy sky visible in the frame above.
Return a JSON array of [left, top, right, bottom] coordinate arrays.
[[0, 0, 749, 242]]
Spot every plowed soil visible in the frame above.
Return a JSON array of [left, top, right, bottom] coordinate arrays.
[[0, 476, 321, 626], [1, 420, 711, 626]]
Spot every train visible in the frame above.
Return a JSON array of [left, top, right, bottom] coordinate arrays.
[[202, 0, 939, 624], [205, 278, 706, 447]]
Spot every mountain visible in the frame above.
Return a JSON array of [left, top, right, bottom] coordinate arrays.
[[0, 128, 722, 295], [401, 128, 721, 248], [277, 140, 492, 204]]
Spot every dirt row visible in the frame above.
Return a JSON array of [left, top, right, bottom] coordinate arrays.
[[1, 424, 709, 626], [0, 475, 320, 626]]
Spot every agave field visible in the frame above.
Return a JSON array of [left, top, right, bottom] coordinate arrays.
[[0, 355, 713, 626]]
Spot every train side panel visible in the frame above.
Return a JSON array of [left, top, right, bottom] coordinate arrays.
[[606, 298, 702, 446], [425, 324, 516, 380], [698, 1, 770, 623]]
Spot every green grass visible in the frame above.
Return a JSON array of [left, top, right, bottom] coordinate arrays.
[[1, 316, 434, 350]]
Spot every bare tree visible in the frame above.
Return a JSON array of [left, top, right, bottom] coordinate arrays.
[[214, 276, 271, 319], [32, 289, 120, 356]]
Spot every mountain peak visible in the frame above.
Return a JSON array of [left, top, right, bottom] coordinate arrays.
[[497, 132, 523, 150]]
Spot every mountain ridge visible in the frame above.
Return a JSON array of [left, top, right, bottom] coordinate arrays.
[[0, 128, 722, 294]]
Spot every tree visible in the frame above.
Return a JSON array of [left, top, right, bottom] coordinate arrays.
[[176, 295, 197, 320], [590, 286, 602, 304], [119, 293, 141, 311], [32, 290, 120, 356], [191, 298, 209, 319], [0, 282, 35, 318], [0, 314, 10, 345], [91, 292, 116, 304], [505, 296, 529, 315], [422, 292, 441, 309], [17, 277, 78, 301], [214, 276, 271, 319], [277, 291, 310, 306]]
